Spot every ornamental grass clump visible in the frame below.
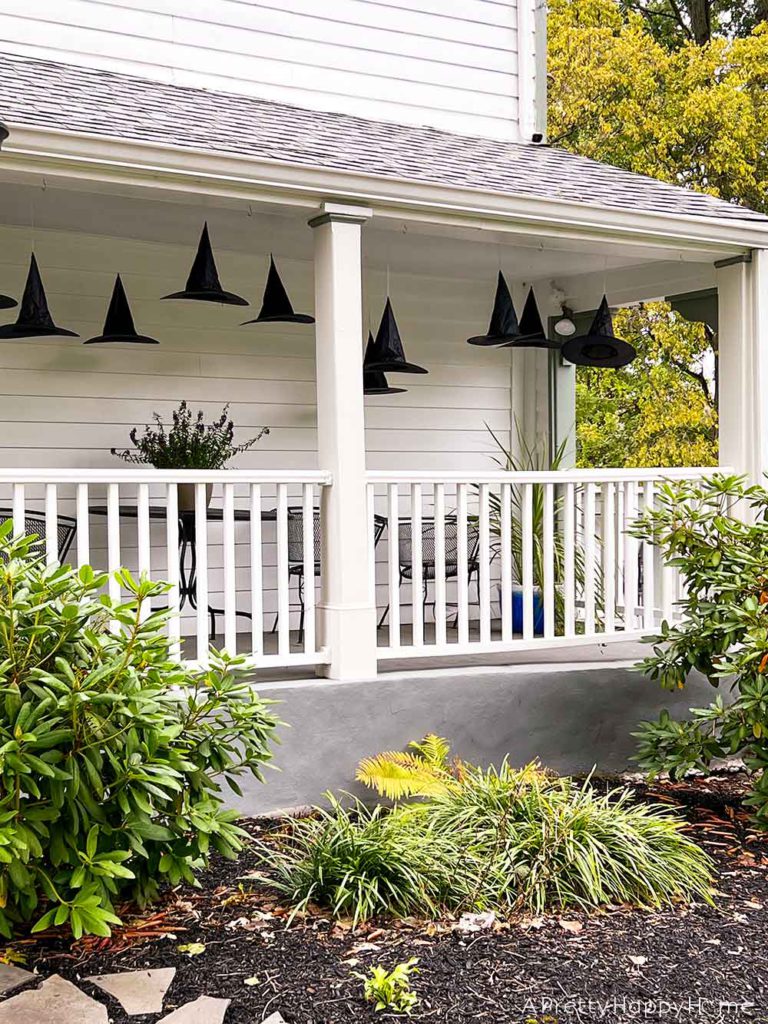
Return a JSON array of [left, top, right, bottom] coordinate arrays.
[[0, 525, 279, 938], [264, 739, 713, 924]]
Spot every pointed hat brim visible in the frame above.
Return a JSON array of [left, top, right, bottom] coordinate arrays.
[[364, 383, 408, 394], [561, 334, 636, 368], [500, 336, 562, 350], [0, 323, 79, 339], [162, 288, 249, 306], [84, 332, 159, 345], [365, 359, 428, 374], [241, 312, 315, 325], [467, 332, 519, 346], [0, 294, 17, 310]]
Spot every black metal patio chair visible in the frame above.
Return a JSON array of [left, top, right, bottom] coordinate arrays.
[[273, 508, 388, 643], [0, 508, 76, 563], [378, 516, 481, 629]]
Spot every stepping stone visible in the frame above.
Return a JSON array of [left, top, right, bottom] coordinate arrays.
[[0, 974, 107, 1024], [158, 995, 230, 1024], [0, 963, 34, 996], [87, 967, 176, 1015]]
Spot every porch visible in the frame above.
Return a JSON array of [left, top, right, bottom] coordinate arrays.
[[0, 132, 764, 682]]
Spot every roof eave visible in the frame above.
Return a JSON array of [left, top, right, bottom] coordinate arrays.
[[2, 122, 766, 254]]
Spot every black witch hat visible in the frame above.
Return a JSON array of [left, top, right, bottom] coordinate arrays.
[[85, 275, 159, 345], [365, 298, 427, 374], [363, 332, 406, 395], [0, 254, 78, 339], [467, 272, 521, 346], [0, 122, 8, 149], [0, 291, 16, 310], [500, 287, 560, 350], [561, 296, 636, 368], [242, 255, 314, 325], [162, 223, 248, 305]]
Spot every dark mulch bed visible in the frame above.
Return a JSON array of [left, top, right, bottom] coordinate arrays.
[[6, 773, 768, 1023]]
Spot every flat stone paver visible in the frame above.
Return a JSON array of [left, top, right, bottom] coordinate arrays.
[[158, 995, 230, 1024], [87, 967, 176, 1014], [0, 974, 108, 1024], [0, 963, 34, 996]]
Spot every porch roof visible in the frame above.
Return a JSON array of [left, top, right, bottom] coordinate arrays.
[[0, 50, 765, 227]]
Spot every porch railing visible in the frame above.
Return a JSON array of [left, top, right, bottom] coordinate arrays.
[[0, 469, 331, 670], [367, 468, 721, 660]]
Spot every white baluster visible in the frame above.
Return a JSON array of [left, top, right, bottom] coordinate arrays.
[[521, 483, 534, 640], [457, 483, 469, 646], [642, 481, 656, 630], [250, 484, 263, 658], [433, 483, 447, 646], [584, 482, 596, 634], [45, 483, 57, 566], [276, 483, 289, 658], [623, 481, 638, 631], [500, 482, 512, 642], [223, 482, 237, 656], [387, 483, 400, 649], [12, 483, 24, 540], [563, 481, 575, 638], [76, 483, 90, 569], [302, 483, 316, 654], [195, 483, 209, 666], [410, 483, 424, 649], [602, 482, 615, 634], [479, 483, 491, 644], [166, 482, 181, 661], [543, 482, 554, 639], [107, 482, 121, 631]]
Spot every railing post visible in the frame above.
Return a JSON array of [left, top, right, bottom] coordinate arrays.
[[309, 202, 378, 680]]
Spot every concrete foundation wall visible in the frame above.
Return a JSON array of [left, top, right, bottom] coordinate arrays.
[[232, 646, 717, 816]]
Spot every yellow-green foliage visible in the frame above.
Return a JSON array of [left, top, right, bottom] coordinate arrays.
[[356, 734, 456, 799]]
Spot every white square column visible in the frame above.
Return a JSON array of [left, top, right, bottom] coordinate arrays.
[[716, 250, 768, 483], [309, 203, 378, 680]]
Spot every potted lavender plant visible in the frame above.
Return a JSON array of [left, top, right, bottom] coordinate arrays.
[[112, 401, 269, 511]]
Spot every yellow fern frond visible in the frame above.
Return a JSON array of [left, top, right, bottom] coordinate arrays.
[[408, 734, 451, 769], [355, 751, 451, 800]]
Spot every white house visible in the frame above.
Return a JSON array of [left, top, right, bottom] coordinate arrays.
[[0, 1, 763, 803]]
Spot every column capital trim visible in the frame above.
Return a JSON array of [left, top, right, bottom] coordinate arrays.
[[309, 201, 373, 228]]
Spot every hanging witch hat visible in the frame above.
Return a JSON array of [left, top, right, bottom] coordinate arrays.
[[85, 274, 159, 345], [500, 286, 561, 349], [0, 291, 16, 310], [365, 298, 427, 374], [561, 296, 636, 368], [363, 332, 406, 395], [0, 254, 78, 339], [242, 255, 314, 325], [467, 272, 521, 346], [162, 223, 248, 305]]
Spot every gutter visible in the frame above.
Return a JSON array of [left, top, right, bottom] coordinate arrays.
[[1, 123, 765, 254]]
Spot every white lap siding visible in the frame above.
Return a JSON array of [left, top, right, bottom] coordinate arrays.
[[0, 224, 512, 631]]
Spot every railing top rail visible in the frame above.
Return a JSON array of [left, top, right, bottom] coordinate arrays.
[[366, 467, 728, 485], [0, 469, 333, 485]]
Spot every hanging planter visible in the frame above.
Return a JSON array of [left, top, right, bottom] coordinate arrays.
[[242, 255, 314, 325], [162, 223, 248, 306], [500, 287, 561, 350], [561, 296, 636, 368], [365, 298, 427, 374], [467, 272, 522, 346], [85, 274, 159, 345], [363, 332, 406, 395], [0, 254, 78, 339]]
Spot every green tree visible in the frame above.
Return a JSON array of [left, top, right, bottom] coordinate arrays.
[[549, 0, 768, 466]]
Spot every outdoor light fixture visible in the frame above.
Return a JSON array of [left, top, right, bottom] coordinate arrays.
[[85, 274, 159, 345], [365, 298, 427, 374], [163, 222, 248, 306], [0, 254, 78, 339], [242, 255, 314, 325], [554, 307, 577, 337], [561, 295, 636, 368]]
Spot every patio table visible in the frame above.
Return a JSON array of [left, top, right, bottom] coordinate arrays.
[[90, 504, 278, 636]]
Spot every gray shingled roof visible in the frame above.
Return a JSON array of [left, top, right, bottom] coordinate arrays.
[[0, 51, 765, 224]]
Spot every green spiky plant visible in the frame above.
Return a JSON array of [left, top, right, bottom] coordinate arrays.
[[485, 423, 595, 629]]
